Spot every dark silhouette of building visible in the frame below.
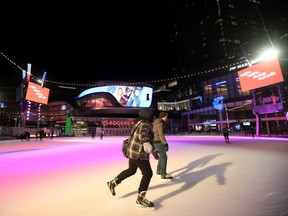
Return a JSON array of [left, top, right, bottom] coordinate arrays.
[[168, 0, 287, 78]]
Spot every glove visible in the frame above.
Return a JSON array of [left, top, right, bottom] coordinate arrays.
[[164, 144, 169, 152], [151, 150, 159, 160], [143, 142, 153, 153]]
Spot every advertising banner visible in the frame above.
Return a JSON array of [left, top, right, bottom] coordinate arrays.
[[25, 81, 50, 104], [77, 85, 153, 108], [238, 57, 284, 92]]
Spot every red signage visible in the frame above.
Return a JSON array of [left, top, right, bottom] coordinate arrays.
[[102, 119, 135, 127], [238, 57, 284, 92], [25, 82, 50, 104]]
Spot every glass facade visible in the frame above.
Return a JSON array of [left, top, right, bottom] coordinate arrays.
[[155, 68, 288, 136]]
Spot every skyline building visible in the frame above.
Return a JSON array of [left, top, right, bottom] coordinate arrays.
[[168, 0, 287, 79], [153, 0, 288, 135]]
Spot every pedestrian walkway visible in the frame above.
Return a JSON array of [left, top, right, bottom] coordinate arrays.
[[0, 136, 288, 216]]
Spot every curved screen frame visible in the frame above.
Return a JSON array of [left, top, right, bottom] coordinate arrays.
[[76, 85, 153, 108]]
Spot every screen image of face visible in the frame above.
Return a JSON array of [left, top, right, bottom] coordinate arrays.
[[77, 85, 153, 108], [237, 57, 284, 92]]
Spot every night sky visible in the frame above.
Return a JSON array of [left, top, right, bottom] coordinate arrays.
[[0, 0, 286, 86], [1, 1, 172, 85]]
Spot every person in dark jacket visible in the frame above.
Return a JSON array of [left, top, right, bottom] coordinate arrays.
[[25, 131, 30, 141], [100, 129, 104, 139], [153, 112, 173, 180], [222, 124, 230, 143], [107, 108, 157, 209]]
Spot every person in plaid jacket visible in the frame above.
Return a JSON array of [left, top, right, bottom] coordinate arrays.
[[107, 108, 157, 209]]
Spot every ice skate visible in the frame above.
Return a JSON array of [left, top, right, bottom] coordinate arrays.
[[107, 178, 117, 196], [161, 174, 173, 183], [136, 191, 155, 210]]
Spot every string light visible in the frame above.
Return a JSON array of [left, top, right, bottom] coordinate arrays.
[[254, 1, 275, 49], [227, 100, 253, 112], [0, 51, 24, 71], [1, 50, 246, 87]]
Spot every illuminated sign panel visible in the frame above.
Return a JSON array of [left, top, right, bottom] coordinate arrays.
[[77, 85, 153, 108], [25, 81, 50, 104], [238, 57, 284, 92], [102, 119, 135, 127]]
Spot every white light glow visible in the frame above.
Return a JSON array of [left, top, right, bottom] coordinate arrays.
[[258, 49, 278, 61]]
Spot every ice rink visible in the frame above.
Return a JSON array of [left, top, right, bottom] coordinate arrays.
[[1, 135, 288, 216]]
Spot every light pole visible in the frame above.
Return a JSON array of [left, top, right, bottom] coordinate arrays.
[[225, 107, 229, 128]]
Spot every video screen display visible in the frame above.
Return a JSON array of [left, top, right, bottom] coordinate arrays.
[[25, 81, 50, 105], [243, 121, 251, 126], [77, 85, 153, 108], [238, 57, 284, 92]]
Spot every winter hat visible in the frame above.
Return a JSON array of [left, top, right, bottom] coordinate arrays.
[[159, 112, 168, 119], [139, 108, 155, 122]]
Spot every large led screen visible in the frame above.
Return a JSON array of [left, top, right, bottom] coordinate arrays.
[[25, 81, 50, 104], [77, 85, 153, 108], [238, 57, 284, 92]]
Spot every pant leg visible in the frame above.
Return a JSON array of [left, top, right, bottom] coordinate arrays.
[[154, 143, 161, 173], [116, 158, 138, 184], [154, 142, 168, 176], [226, 133, 229, 140], [135, 160, 153, 193]]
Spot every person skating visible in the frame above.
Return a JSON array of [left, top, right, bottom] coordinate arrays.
[[153, 112, 173, 181], [250, 126, 255, 138], [107, 108, 157, 209], [91, 131, 95, 139], [222, 124, 230, 144], [100, 129, 104, 140]]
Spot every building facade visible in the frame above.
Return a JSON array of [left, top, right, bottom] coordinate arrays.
[[168, 0, 282, 76], [152, 0, 288, 135]]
